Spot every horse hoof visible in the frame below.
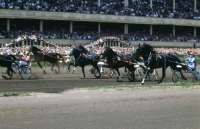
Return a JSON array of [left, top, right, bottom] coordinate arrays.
[[140, 83, 143, 85], [157, 81, 162, 84], [117, 80, 123, 82], [2, 75, 11, 80], [43, 71, 46, 74], [80, 77, 85, 79], [2, 75, 8, 80]]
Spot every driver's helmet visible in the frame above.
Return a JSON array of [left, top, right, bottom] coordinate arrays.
[[25, 50, 30, 55]]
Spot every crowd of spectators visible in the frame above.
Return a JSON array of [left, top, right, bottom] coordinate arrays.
[[1, 45, 200, 56], [0, 0, 200, 43], [0, 0, 200, 19], [0, 23, 200, 42], [0, 26, 199, 43], [0, 37, 199, 56]]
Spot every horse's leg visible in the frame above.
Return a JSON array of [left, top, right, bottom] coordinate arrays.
[[37, 62, 46, 74], [51, 63, 55, 71], [81, 67, 85, 79], [123, 67, 128, 76], [141, 70, 150, 85], [59, 62, 63, 73], [67, 62, 70, 72], [72, 66, 76, 73], [127, 66, 135, 81], [116, 68, 123, 82], [180, 70, 187, 80], [94, 65, 101, 78], [68, 62, 75, 73], [56, 62, 60, 74], [157, 67, 165, 84], [3, 67, 14, 79]]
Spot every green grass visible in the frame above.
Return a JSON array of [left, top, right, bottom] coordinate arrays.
[[0, 92, 31, 97], [65, 82, 200, 92], [0, 82, 199, 97]]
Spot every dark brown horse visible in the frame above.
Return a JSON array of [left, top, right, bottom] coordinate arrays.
[[69, 45, 101, 79], [0, 55, 17, 79], [100, 47, 136, 82], [29, 45, 63, 74], [134, 43, 187, 84]]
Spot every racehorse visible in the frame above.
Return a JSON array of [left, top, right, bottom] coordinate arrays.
[[29, 45, 63, 74], [134, 43, 187, 84], [100, 47, 136, 82], [69, 45, 101, 79], [0, 55, 17, 79]]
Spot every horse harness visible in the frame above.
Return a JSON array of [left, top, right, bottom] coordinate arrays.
[[146, 51, 162, 68], [36, 51, 62, 60]]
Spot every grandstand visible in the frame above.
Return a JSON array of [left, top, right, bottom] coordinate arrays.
[[0, 0, 200, 48]]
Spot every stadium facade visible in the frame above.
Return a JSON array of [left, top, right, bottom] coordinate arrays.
[[0, 0, 199, 48]]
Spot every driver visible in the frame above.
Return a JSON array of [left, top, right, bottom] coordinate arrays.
[[182, 51, 197, 72], [18, 50, 31, 67]]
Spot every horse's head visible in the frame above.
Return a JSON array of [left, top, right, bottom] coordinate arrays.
[[100, 47, 116, 59], [29, 45, 41, 54], [99, 47, 108, 59], [77, 45, 88, 54], [134, 43, 153, 60], [69, 45, 80, 57]]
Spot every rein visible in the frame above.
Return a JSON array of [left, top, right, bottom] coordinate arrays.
[[32, 50, 62, 60]]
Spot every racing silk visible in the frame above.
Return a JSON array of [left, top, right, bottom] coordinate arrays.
[[22, 55, 30, 63], [182, 56, 197, 71]]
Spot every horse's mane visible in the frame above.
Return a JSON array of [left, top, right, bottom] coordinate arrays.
[[105, 47, 118, 56], [141, 43, 154, 52], [78, 45, 89, 54], [31, 45, 41, 52]]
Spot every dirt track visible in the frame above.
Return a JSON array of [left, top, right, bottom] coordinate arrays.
[[0, 66, 198, 93]]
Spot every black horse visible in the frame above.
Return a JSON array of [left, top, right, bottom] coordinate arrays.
[[100, 47, 135, 82], [134, 43, 187, 84], [29, 45, 63, 74], [69, 45, 101, 79], [0, 55, 17, 79]]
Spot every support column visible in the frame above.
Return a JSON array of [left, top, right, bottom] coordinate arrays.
[[173, 0, 175, 10], [124, 0, 128, 7], [40, 20, 43, 32], [70, 21, 73, 33], [150, 25, 152, 35], [98, 0, 100, 6], [98, 23, 101, 34], [124, 24, 128, 34], [194, 27, 196, 37], [7, 19, 10, 31], [173, 26, 175, 36], [150, 0, 152, 8], [41, 41, 43, 46], [194, 0, 197, 11], [22, 40, 24, 46]]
